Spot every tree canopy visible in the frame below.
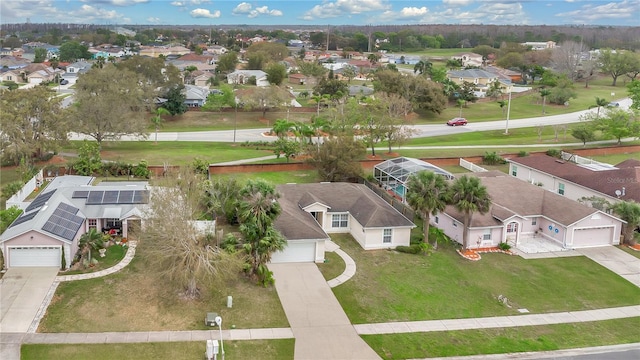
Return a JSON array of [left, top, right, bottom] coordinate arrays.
[[58, 41, 91, 62]]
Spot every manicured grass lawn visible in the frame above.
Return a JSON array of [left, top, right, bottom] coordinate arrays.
[[60, 244, 127, 276], [39, 241, 289, 332], [22, 339, 294, 360], [329, 234, 640, 324], [362, 317, 640, 359], [317, 251, 345, 280], [618, 245, 640, 260], [62, 141, 275, 166], [214, 169, 321, 184], [158, 109, 314, 132], [590, 153, 640, 165]]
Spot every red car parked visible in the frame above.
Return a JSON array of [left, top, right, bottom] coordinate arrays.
[[447, 117, 468, 126]]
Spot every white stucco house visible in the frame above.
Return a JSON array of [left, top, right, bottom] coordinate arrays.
[[0, 176, 149, 269], [272, 183, 415, 263], [433, 172, 624, 251], [227, 70, 269, 87]]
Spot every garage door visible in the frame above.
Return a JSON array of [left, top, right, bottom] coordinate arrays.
[[572, 227, 613, 247], [9, 246, 61, 267], [270, 242, 315, 263]]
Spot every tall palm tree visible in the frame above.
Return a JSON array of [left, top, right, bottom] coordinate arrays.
[[272, 119, 293, 139], [449, 175, 491, 250], [593, 96, 609, 119], [150, 107, 171, 144], [611, 201, 640, 245], [540, 88, 551, 114], [498, 100, 508, 117], [406, 171, 449, 247], [413, 60, 433, 76]]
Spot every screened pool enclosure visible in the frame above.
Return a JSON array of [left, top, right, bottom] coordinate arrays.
[[373, 157, 454, 202]]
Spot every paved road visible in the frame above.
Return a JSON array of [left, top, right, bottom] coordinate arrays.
[[67, 98, 632, 143]]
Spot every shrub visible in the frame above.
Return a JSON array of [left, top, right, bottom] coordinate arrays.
[[546, 149, 562, 158], [132, 160, 151, 179], [395, 245, 421, 254], [498, 242, 511, 251], [2, 182, 24, 199], [192, 158, 209, 176], [482, 151, 506, 165], [517, 151, 529, 157]]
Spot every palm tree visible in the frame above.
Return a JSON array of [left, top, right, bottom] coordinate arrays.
[[498, 100, 508, 117], [611, 201, 640, 245], [592, 97, 609, 119], [78, 229, 106, 267], [311, 116, 332, 146], [449, 175, 491, 250], [272, 119, 293, 139], [540, 88, 551, 114], [406, 171, 449, 248], [238, 180, 286, 284], [413, 60, 433, 76], [150, 107, 171, 144]]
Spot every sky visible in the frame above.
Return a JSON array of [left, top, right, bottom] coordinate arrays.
[[1, 0, 639, 26]]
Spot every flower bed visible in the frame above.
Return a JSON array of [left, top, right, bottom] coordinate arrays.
[[457, 247, 514, 261]]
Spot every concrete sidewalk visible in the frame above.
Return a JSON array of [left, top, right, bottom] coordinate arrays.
[[269, 263, 380, 360]]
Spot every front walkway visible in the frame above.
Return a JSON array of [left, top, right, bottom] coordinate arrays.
[[269, 263, 380, 360], [325, 240, 357, 288]]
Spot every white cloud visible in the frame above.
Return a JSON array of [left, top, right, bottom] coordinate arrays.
[[442, 0, 475, 6], [170, 1, 185, 6], [81, 0, 149, 6], [302, 0, 391, 20], [555, 0, 640, 23], [233, 2, 283, 17], [147, 16, 161, 23], [190, 8, 220, 18], [400, 6, 429, 17]]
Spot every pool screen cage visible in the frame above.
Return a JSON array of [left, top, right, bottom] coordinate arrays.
[[373, 157, 454, 202]]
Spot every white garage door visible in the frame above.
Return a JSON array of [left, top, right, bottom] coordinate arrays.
[[10, 246, 61, 267], [573, 227, 613, 247], [29, 78, 43, 84], [270, 242, 315, 263]]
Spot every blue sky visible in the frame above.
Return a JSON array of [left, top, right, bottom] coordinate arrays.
[[1, 0, 639, 26]]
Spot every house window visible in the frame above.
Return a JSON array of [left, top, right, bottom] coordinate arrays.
[[88, 219, 97, 230], [511, 165, 518, 176], [558, 183, 565, 195], [531, 218, 537, 226], [383, 228, 392, 243], [506, 222, 518, 233], [452, 221, 457, 227], [331, 214, 348, 228], [483, 229, 491, 241], [435, 216, 439, 224], [105, 218, 122, 229]]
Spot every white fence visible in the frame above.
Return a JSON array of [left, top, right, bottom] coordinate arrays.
[[6, 169, 44, 210], [459, 158, 487, 173]]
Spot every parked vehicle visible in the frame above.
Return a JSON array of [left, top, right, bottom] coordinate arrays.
[[447, 117, 468, 126], [60, 79, 69, 85]]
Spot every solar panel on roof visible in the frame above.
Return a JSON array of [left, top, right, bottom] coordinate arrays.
[[86, 191, 104, 205], [41, 203, 84, 241], [132, 190, 149, 204], [118, 190, 134, 204], [103, 190, 120, 204], [24, 190, 56, 213], [72, 191, 90, 198], [8, 211, 38, 228]]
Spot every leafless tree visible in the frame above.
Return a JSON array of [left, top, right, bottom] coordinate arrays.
[[550, 41, 583, 81]]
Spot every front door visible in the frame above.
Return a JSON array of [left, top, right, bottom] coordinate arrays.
[[506, 222, 519, 245]]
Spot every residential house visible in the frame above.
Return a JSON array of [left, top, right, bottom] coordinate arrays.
[[484, 66, 522, 84], [508, 154, 640, 205], [227, 69, 269, 87], [138, 45, 191, 58], [207, 45, 227, 55], [193, 72, 215, 87], [0, 176, 149, 269], [0, 69, 23, 83], [0, 55, 30, 70], [434, 172, 624, 251], [271, 183, 415, 263], [452, 52, 483, 67], [183, 85, 212, 107], [447, 69, 511, 97], [522, 41, 557, 51], [288, 73, 309, 85], [63, 61, 92, 84], [21, 63, 58, 84]]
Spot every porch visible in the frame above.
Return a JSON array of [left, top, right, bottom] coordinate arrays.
[[507, 233, 569, 254]]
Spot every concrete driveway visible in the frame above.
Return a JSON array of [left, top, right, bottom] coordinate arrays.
[[577, 247, 640, 288], [269, 263, 380, 360], [0, 267, 58, 332]]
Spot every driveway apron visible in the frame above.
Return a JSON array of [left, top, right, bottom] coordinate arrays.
[[577, 247, 640, 288], [269, 263, 380, 360], [0, 267, 58, 333]]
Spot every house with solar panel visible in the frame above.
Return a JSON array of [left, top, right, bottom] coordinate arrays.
[[0, 176, 149, 269]]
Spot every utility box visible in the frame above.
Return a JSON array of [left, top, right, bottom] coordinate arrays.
[[205, 312, 219, 327], [227, 296, 233, 308], [206, 339, 219, 360]]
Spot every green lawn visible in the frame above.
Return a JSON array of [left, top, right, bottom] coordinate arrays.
[[39, 241, 289, 332], [214, 169, 320, 184], [362, 317, 640, 359], [22, 339, 294, 360], [316, 251, 345, 280], [618, 245, 640, 260], [328, 234, 640, 324], [158, 109, 315, 132]]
